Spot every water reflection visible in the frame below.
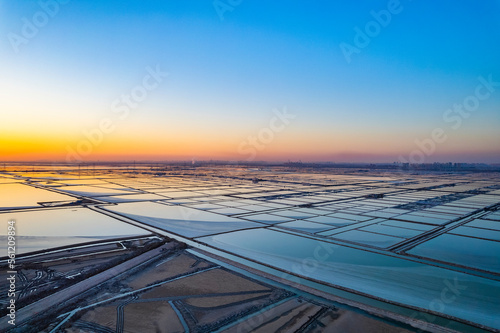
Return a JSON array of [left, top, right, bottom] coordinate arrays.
[[0, 183, 75, 210], [102, 202, 265, 238], [0, 208, 150, 256], [198, 228, 500, 329]]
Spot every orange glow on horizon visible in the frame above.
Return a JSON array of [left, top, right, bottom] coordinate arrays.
[[2, 130, 499, 163]]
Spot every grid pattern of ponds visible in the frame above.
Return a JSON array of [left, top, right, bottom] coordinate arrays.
[[1, 167, 499, 330]]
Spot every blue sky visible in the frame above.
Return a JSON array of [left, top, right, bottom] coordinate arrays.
[[1, 0, 499, 162]]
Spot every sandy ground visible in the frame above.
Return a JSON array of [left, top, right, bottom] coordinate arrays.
[[223, 298, 322, 333], [49, 247, 417, 333], [140, 268, 271, 299], [126, 252, 211, 290], [302, 309, 413, 333], [73, 305, 116, 331], [123, 301, 184, 333], [184, 291, 271, 307]]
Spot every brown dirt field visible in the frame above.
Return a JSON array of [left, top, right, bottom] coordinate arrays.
[[183, 291, 270, 308], [77, 305, 116, 330], [187, 296, 275, 327], [123, 301, 184, 333], [140, 268, 271, 299], [223, 298, 322, 333], [126, 253, 211, 289], [302, 309, 413, 333]]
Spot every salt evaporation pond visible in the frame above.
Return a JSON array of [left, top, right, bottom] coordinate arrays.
[[0, 208, 151, 256], [196, 228, 500, 330], [102, 201, 264, 238], [407, 233, 500, 274], [0, 183, 76, 210]]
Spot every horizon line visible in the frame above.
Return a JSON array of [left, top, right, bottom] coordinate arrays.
[[1, 160, 499, 166]]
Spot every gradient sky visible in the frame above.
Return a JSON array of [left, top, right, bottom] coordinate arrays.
[[1, 0, 499, 163]]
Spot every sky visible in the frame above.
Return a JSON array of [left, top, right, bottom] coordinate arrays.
[[1, 0, 499, 163]]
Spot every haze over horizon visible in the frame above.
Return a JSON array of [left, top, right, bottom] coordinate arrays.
[[1, 1, 499, 163]]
